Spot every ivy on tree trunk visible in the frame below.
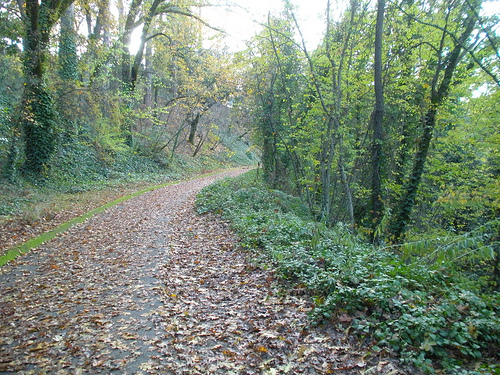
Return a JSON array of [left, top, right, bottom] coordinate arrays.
[[371, 0, 385, 243], [388, 15, 476, 242], [20, 0, 74, 175]]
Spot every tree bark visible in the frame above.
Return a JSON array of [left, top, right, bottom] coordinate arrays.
[[144, 43, 153, 107], [21, 0, 74, 174], [339, 156, 354, 225], [388, 16, 476, 242], [188, 112, 201, 145], [371, 0, 385, 243], [130, 0, 163, 91], [59, 4, 78, 81], [121, 0, 142, 91]]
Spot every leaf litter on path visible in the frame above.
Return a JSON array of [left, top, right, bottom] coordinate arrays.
[[0, 169, 407, 374]]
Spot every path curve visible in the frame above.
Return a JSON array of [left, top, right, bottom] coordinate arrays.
[[0, 170, 405, 374]]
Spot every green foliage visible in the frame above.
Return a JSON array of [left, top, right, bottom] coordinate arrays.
[[197, 171, 500, 374], [240, 0, 499, 242], [22, 81, 59, 175], [217, 132, 258, 165], [58, 6, 78, 81], [48, 142, 108, 189], [243, 11, 305, 191], [0, 102, 11, 170], [90, 118, 128, 162], [0, 1, 23, 53], [401, 221, 498, 264], [0, 45, 23, 179], [420, 88, 500, 235]]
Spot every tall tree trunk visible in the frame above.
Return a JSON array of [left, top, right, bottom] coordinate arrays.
[[339, 155, 354, 225], [261, 104, 278, 187], [388, 16, 476, 242], [188, 112, 201, 145], [119, 0, 142, 147], [130, 0, 163, 91], [121, 0, 142, 91], [58, 4, 78, 137], [83, 0, 111, 84], [144, 43, 153, 107], [21, 0, 74, 174], [389, 107, 437, 242], [319, 121, 336, 223], [93, 0, 110, 43], [267, 16, 307, 196], [371, 0, 385, 242], [59, 4, 78, 81]]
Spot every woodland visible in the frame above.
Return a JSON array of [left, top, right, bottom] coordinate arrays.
[[0, 0, 499, 373]]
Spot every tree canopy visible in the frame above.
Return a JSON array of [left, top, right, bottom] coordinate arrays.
[[1, 0, 499, 371]]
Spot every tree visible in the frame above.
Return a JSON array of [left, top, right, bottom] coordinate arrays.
[[120, 0, 206, 92], [293, 0, 368, 224], [118, 0, 210, 146], [0, 0, 24, 178], [371, 0, 385, 242], [19, 0, 75, 174], [59, 4, 78, 81], [388, 0, 482, 242], [245, 8, 305, 191]]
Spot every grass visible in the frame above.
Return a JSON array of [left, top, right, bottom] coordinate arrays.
[[0, 169, 231, 267], [0, 148, 236, 221], [0, 145, 249, 262]]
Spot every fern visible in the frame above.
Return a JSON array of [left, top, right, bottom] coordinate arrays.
[[396, 220, 499, 282]]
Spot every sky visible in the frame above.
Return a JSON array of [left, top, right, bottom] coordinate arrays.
[[130, 0, 500, 53], [200, 0, 500, 52], [200, 0, 328, 51]]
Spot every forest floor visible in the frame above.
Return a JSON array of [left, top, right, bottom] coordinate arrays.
[[0, 169, 408, 374]]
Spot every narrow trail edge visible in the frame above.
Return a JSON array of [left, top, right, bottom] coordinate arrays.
[[0, 169, 239, 267]]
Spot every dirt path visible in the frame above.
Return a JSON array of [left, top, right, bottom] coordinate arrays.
[[0, 170, 404, 374]]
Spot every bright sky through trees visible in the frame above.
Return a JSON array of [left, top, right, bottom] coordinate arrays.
[[201, 0, 328, 51], [200, 0, 500, 51], [130, 0, 498, 53]]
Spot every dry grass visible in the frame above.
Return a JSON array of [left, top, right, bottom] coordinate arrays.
[[0, 180, 163, 255]]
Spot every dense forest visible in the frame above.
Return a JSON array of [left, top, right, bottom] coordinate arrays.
[[1, 0, 499, 372], [0, 0, 256, 192], [0, 0, 498, 242]]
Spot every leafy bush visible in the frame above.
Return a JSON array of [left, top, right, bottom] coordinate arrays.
[[196, 170, 500, 374], [0, 104, 10, 176]]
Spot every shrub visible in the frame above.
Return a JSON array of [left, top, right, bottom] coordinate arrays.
[[196, 170, 500, 374]]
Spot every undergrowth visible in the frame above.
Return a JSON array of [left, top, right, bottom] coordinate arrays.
[[196, 170, 500, 374], [0, 143, 237, 222]]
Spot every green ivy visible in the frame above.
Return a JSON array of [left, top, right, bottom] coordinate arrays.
[[196, 171, 500, 374], [22, 80, 58, 175]]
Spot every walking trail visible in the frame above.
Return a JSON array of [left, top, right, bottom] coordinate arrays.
[[0, 170, 404, 374]]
